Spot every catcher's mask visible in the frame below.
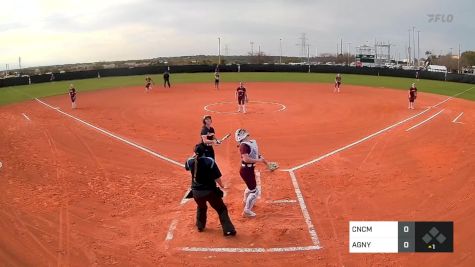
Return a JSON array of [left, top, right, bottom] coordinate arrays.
[[235, 128, 249, 143], [202, 115, 212, 125], [194, 143, 207, 157]]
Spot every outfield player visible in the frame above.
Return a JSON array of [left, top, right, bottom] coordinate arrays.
[[145, 76, 153, 92], [334, 73, 342, 93], [214, 70, 220, 89], [235, 128, 270, 217], [163, 70, 171, 88], [408, 83, 417, 109], [68, 84, 77, 109], [201, 115, 221, 159], [236, 82, 248, 113], [185, 143, 236, 236]]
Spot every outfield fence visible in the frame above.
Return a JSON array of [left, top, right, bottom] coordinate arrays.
[[1, 64, 474, 88]]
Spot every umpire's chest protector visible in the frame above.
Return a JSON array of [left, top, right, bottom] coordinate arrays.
[[242, 140, 259, 159]]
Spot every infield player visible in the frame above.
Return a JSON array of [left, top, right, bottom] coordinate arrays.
[[185, 143, 236, 236], [235, 128, 271, 217], [68, 84, 77, 109], [408, 83, 417, 109], [236, 82, 248, 113], [214, 70, 220, 89], [145, 76, 153, 92], [334, 73, 342, 93], [201, 115, 221, 159]]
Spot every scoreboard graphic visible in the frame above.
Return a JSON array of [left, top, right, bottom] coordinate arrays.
[[349, 221, 453, 253]]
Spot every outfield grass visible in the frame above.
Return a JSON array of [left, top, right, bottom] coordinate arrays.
[[0, 72, 474, 106]]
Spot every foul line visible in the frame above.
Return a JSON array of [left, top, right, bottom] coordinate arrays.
[[406, 109, 445, 132], [289, 87, 474, 172], [452, 112, 464, 123], [288, 170, 320, 246], [290, 107, 431, 171], [21, 113, 31, 121], [180, 245, 321, 253], [35, 98, 184, 168], [431, 87, 474, 108]]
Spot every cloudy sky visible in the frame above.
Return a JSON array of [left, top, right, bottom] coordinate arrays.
[[0, 0, 473, 68]]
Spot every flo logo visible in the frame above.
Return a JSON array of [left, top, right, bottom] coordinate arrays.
[[422, 227, 446, 244], [427, 14, 454, 23]]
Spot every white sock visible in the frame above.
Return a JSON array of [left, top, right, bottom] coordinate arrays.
[[243, 188, 250, 203], [244, 189, 258, 211]]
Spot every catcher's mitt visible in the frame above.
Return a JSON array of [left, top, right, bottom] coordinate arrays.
[[267, 162, 279, 171]]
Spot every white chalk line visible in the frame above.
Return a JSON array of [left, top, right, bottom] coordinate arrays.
[[265, 199, 297, 204], [21, 113, 31, 121], [431, 87, 474, 108], [290, 107, 431, 171], [35, 98, 184, 168], [204, 101, 286, 114], [452, 112, 464, 123], [180, 245, 321, 253], [405, 109, 445, 132], [180, 190, 192, 205], [165, 219, 178, 242], [288, 170, 320, 246], [291, 87, 474, 171]]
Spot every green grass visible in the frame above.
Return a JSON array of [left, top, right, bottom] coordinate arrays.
[[1, 72, 474, 106]]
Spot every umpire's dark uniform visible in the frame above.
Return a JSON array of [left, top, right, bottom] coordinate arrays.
[[185, 144, 236, 236], [163, 71, 171, 88]]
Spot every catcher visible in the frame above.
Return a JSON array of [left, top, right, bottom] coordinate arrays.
[[235, 128, 279, 217]]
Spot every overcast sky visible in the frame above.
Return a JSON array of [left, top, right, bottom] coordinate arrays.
[[1, 0, 473, 68]]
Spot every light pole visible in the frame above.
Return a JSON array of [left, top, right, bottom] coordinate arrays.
[[250, 41, 254, 56], [279, 38, 282, 64]]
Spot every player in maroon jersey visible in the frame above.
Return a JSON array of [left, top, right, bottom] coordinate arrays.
[[68, 84, 77, 109], [334, 73, 342, 93], [235, 82, 248, 113], [145, 76, 153, 92], [408, 83, 417, 109]]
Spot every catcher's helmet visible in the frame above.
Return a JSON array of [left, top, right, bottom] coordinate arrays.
[[202, 115, 212, 124], [235, 128, 249, 142]]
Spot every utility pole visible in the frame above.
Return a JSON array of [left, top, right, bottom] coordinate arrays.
[[279, 38, 282, 64], [258, 45, 261, 64], [417, 30, 420, 67], [408, 29, 411, 65], [250, 41, 254, 56], [458, 44, 461, 74], [347, 42, 352, 65], [297, 33, 307, 62], [412, 26, 416, 66], [218, 37, 221, 65], [307, 44, 311, 73]]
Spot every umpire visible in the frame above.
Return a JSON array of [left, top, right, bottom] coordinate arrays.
[[185, 143, 236, 236], [163, 69, 171, 88]]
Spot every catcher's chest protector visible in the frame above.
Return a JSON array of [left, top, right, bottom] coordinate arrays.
[[242, 140, 259, 159]]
